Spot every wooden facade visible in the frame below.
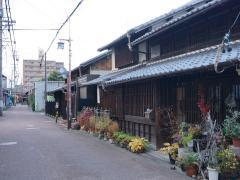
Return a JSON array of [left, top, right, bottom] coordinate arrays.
[[100, 68, 240, 148], [137, 0, 240, 63], [78, 52, 112, 111], [98, 0, 240, 148]]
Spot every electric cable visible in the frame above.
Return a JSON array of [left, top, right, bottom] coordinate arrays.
[[44, 0, 85, 55]]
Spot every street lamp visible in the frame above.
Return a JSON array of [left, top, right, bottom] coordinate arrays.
[[57, 19, 72, 130]]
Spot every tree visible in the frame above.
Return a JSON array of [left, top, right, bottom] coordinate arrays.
[[48, 71, 64, 81]]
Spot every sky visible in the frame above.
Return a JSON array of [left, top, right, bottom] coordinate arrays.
[[4, 0, 191, 86]]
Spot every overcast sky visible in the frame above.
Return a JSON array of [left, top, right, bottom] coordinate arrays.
[[4, 0, 191, 85]]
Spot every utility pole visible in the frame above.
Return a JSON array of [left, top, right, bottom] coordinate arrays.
[[67, 19, 72, 130], [44, 53, 47, 115], [0, 0, 3, 116], [13, 51, 16, 87], [58, 19, 72, 129]]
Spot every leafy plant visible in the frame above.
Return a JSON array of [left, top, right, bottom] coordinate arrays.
[[182, 153, 199, 167], [189, 126, 201, 139], [181, 134, 193, 148], [77, 108, 94, 131], [217, 148, 239, 173], [180, 122, 189, 133], [89, 116, 96, 132], [113, 132, 132, 145], [107, 121, 119, 138], [48, 71, 64, 81], [223, 111, 240, 138], [128, 137, 149, 153], [95, 117, 111, 134], [160, 143, 179, 159]]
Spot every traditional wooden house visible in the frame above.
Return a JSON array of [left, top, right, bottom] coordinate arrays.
[[47, 51, 113, 118], [77, 51, 112, 110], [86, 0, 240, 148]]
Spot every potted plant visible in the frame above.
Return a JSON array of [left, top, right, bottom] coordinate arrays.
[[223, 111, 240, 147], [181, 153, 199, 177], [160, 143, 179, 165], [232, 125, 240, 147], [207, 149, 219, 180], [128, 137, 149, 153], [217, 148, 240, 179]]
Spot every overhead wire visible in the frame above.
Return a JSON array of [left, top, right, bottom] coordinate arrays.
[[5, 0, 18, 83], [12, 28, 58, 31], [44, 0, 85, 56], [4, 0, 14, 60]]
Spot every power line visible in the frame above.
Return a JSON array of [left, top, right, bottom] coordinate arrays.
[[5, 0, 18, 86], [44, 0, 85, 55], [4, 0, 14, 56], [12, 28, 58, 31]]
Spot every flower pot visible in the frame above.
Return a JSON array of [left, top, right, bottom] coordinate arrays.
[[168, 154, 176, 165], [219, 172, 239, 180], [187, 140, 193, 151], [207, 167, 219, 180], [186, 165, 198, 177], [178, 147, 186, 158], [232, 138, 240, 147]]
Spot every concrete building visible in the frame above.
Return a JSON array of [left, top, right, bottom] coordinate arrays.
[[34, 81, 65, 112], [23, 59, 64, 92], [2, 74, 7, 89]]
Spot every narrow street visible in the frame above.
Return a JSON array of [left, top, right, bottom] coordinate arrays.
[[0, 105, 187, 180]]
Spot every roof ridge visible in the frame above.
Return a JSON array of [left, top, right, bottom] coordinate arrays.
[[132, 0, 225, 45]]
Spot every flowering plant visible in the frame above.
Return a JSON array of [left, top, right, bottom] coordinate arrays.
[[128, 137, 149, 153], [160, 143, 179, 159], [197, 98, 210, 118], [217, 148, 239, 173]]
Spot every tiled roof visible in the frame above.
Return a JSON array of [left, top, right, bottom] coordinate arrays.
[[98, 0, 222, 51], [105, 40, 240, 86], [81, 63, 144, 86], [132, 0, 226, 45], [47, 81, 77, 93], [80, 51, 112, 67]]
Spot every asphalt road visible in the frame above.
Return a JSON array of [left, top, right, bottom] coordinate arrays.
[[0, 105, 188, 180]]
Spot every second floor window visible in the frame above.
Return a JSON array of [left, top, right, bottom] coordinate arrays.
[[138, 42, 147, 63], [150, 44, 160, 59]]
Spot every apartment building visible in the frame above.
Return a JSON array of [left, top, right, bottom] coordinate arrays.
[[23, 59, 64, 92]]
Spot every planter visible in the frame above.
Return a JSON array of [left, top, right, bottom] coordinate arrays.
[[187, 140, 193, 151], [232, 138, 240, 147], [168, 154, 176, 165], [185, 164, 198, 177], [207, 167, 219, 180], [219, 172, 239, 180], [178, 147, 186, 158]]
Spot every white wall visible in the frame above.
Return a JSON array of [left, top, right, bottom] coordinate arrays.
[[2, 77, 7, 89], [35, 81, 64, 112]]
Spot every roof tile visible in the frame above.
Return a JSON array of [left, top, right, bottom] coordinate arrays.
[[105, 40, 240, 86]]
